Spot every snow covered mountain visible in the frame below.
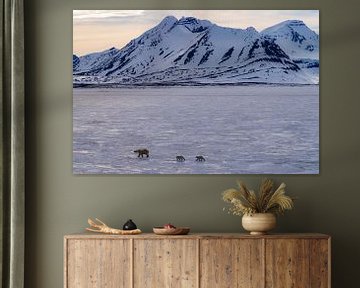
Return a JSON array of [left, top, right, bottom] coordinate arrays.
[[73, 16, 319, 86], [261, 20, 319, 60], [261, 20, 319, 83]]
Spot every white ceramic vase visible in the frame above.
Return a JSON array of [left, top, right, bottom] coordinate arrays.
[[242, 213, 276, 235]]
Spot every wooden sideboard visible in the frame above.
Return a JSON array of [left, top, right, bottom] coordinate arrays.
[[64, 233, 330, 288]]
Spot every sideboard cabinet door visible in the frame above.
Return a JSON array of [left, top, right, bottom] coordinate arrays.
[[310, 239, 330, 288], [200, 239, 264, 288], [265, 239, 329, 288], [66, 239, 131, 288], [133, 239, 198, 288], [266, 239, 309, 287]]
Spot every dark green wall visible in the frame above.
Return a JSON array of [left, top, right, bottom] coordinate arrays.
[[24, 0, 360, 287]]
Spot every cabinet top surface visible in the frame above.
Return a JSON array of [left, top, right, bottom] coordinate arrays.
[[64, 232, 330, 240]]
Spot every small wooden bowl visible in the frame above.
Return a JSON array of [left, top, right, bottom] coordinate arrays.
[[153, 227, 190, 235]]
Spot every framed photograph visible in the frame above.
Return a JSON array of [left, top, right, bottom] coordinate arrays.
[[73, 10, 319, 174]]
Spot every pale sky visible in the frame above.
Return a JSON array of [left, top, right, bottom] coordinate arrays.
[[73, 10, 319, 56]]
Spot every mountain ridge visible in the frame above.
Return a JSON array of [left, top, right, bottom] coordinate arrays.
[[73, 16, 319, 86]]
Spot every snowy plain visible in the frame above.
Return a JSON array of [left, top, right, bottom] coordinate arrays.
[[73, 85, 319, 174]]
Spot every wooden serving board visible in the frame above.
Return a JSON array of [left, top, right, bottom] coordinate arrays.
[[153, 227, 190, 235]]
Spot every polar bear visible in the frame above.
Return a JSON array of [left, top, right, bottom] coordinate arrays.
[[134, 149, 149, 158]]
